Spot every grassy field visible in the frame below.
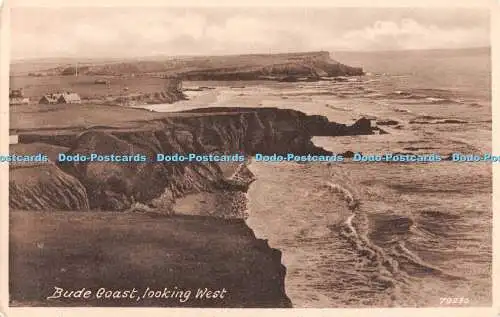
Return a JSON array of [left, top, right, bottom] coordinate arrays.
[[10, 103, 169, 133], [9, 103, 256, 135], [9, 211, 290, 307]]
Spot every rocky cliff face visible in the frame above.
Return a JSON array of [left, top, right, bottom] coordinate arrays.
[[108, 90, 186, 107], [9, 106, 375, 308], [11, 107, 373, 212]]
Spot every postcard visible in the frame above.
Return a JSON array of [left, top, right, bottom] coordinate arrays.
[[1, 0, 497, 316]]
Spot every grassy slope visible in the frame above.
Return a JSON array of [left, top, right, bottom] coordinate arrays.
[[10, 104, 167, 132], [10, 103, 306, 133]]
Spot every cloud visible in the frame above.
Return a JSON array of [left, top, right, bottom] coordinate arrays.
[[337, 19, 489, 51], [10, 9, 490, 59], [203, 15, 308, 54]]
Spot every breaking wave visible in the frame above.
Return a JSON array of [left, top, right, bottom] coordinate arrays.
[[321, 174, 466, 300], [381, 89, 463, 104]]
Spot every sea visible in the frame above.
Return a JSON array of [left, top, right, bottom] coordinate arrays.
[[140, 47, 492, 307]]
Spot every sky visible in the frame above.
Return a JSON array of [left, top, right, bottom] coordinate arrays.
[[10, 7, 490, 60]]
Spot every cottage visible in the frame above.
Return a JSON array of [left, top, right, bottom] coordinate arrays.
[[9, 89, 29, 105], [39, 92, 82, 104], [58, 92, 82, 104]]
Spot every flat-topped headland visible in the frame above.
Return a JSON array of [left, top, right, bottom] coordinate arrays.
[[17, 51, 363, 82]]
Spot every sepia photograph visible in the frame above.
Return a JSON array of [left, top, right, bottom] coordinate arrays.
[[4, 2, 493, 310]]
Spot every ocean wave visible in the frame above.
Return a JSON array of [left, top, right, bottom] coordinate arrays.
[[425, 97, 448, 103], [391, 242, 464, 281], [324, 104, 352, 112], [393, 108, 412, 114], [321, 174, 466, 298], [322, 181, 399, 280], [322, 182, 359, 211], [368, 88, 464, 105]]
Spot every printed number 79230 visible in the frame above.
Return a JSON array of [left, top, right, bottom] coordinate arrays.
[[440, 297, 470, 305]]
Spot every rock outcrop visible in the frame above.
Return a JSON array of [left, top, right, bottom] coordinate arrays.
[[108, 90, 186, 106], [10, 164, 89, 211]]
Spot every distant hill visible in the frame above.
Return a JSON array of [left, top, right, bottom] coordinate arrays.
[[10, 57, 124, 75], [11, 51, 364, 80]]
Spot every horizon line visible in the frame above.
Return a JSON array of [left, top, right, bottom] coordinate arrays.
[[11, 45, 491, 63]]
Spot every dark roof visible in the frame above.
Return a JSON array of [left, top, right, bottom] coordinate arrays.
[[40, 93, 62, 103]]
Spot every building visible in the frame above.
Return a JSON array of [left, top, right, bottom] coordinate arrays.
[[39, 92, 81, 104], [39, 93, 62, 104], [9, 89, 29, 105], [57, 92, 82, 104]]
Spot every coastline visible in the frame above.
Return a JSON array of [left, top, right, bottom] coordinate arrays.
[[243, 157, 492, 307], [7, 42, 492, 309], [9, 92, 491, 306], [9, 104, 376, 307]]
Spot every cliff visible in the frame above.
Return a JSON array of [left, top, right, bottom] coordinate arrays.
[[10, 106, 373, 212], [107, 89, 187, 107], [9, 105, 374, 308]]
